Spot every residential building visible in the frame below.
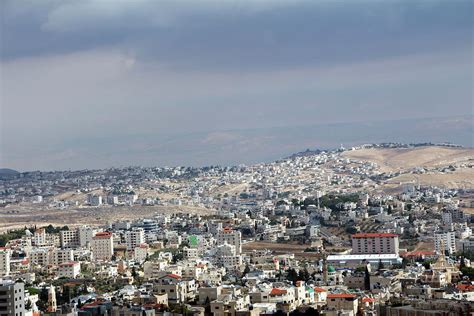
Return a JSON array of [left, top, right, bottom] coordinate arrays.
[[57, 261, 80, 278], [91, 232, 114, 261], [0, 280, 25, 316], [216, 227, 242, 255], [434, 231, 456, 255], [0, 248, 11, 276], [125, 228, 145, 251], [351, 233, 399, 254]]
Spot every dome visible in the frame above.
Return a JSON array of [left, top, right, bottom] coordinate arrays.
[[327, 265, 336, 273]]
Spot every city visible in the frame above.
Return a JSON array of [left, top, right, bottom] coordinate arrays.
[[1, 1, 473, 315], [0, 143, 473, 315]]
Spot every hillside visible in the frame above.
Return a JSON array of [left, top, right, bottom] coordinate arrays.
[[341, 146, 473, 173], [0, 168, 20, 179]]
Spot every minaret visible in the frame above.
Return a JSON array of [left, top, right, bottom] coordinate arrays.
[[322, 255, 328, 284], [47, 285, 57, 313]]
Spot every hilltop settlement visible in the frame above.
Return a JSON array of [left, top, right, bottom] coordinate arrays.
[[0, 143, 473, 315]]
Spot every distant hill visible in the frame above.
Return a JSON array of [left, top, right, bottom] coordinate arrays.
[[0, 168, 20, 179]]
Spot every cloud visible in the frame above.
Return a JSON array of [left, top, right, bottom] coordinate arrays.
[[0, 0, 472, 170]]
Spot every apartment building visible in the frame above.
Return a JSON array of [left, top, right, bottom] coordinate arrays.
[[125, 228, 145, 251], [0, 248, 10, 277], [91, 232, 114, 261], [0, 280, 25, 316], [217, 227, 242, 255], [351, 233, 399, 255], [57, 261, 81, 278], [60, 230, 80, 249], [434, 231, 456, 255]]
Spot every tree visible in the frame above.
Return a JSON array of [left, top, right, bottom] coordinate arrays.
[[286, 268, 298, 285], [297, 269, 306, 283], [303, 268, 310, 282], [242, 264, 250, 277], [364, 266, 371, 291], [25, 299, 32, 311], [460, 256, 466, 269], [378, 259, 385, 271], [37, 287, 49, 311], [204, 296, 211, 314]]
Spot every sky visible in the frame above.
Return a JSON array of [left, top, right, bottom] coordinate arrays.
[[0, 0, 473, 171]]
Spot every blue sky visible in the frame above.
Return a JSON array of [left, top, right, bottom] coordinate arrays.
[[1, 0, 472, 170]]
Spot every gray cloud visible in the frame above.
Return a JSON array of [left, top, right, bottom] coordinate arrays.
[[0, 0, 472, 170]]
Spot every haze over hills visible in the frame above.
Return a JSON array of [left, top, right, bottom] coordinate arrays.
[[2, 115, 472, 171]]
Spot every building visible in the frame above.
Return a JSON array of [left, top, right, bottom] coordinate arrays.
[[125, 228, 145, 251], [87, 194, 102, 206], [52, 248, 74, 266], [217, 227, 242, 255], [60, 230, 80, 249], [351, 233, 399, 254], [29, 248, 51, 266], [326, 293, 358, 315], [0, 280, 25, 316], [0, 248, 11, 276], [434, 231, 456, 255], [327, 254, 402, 268], [78, 226, 96, 248], [57, 261, 81, 278], [91, 232, 114, 261], [134, 244, 149, 263], [33, 229, 47, 246]]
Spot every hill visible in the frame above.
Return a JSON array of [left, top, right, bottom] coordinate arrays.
[[341, 146, 474, 173], [341, 146, 474, 190], [0, 168, 20, 179]]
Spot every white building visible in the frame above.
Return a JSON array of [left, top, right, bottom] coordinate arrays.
[[434, 231, 456, 255], [134, 244, 149, 263], [351, 233, 399, 255], [78, 226, 96, 248], [57, 261, 81, 278], [60, 230, 80, 248], [0, 248, 11, 276], [91, 232, 114, 261], [0, 280, 25, 316], [216, 243, 242, 270], [52, 248, 74, 266], [125, 228, 145, 251], [33, 228, 47, 246], [87, 194, 102, 206], [29, 248, 52, 266], [217, 227, 242, 255]]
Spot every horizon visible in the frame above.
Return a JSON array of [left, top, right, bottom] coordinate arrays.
[[1, 137, 471, 173]]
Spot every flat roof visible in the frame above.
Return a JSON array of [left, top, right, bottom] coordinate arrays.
[[352, 233, 398, 238], [327, 254, 400, 261]]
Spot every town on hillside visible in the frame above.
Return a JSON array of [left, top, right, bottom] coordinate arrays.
[[0, 144, 473, 315]]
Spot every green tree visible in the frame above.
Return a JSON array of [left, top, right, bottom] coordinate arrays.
[[286, 268, 298, 285], [364, 266, 371, 291], [378, 259, 385, 271]]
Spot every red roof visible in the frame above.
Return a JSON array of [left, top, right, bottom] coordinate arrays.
[[314, 287, 327, 293], [457, 284, 474, 292], [327, 293, 356, 299], [222, 227, 233, 233], [166, 273, 182, 279], [362, 297, 375, 303], [60, 261, 79, 266], [94, 232, 112, 238], [270, 288, 287, 295], [352, 233, 398, 238], [400, 251, 436, 258]]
